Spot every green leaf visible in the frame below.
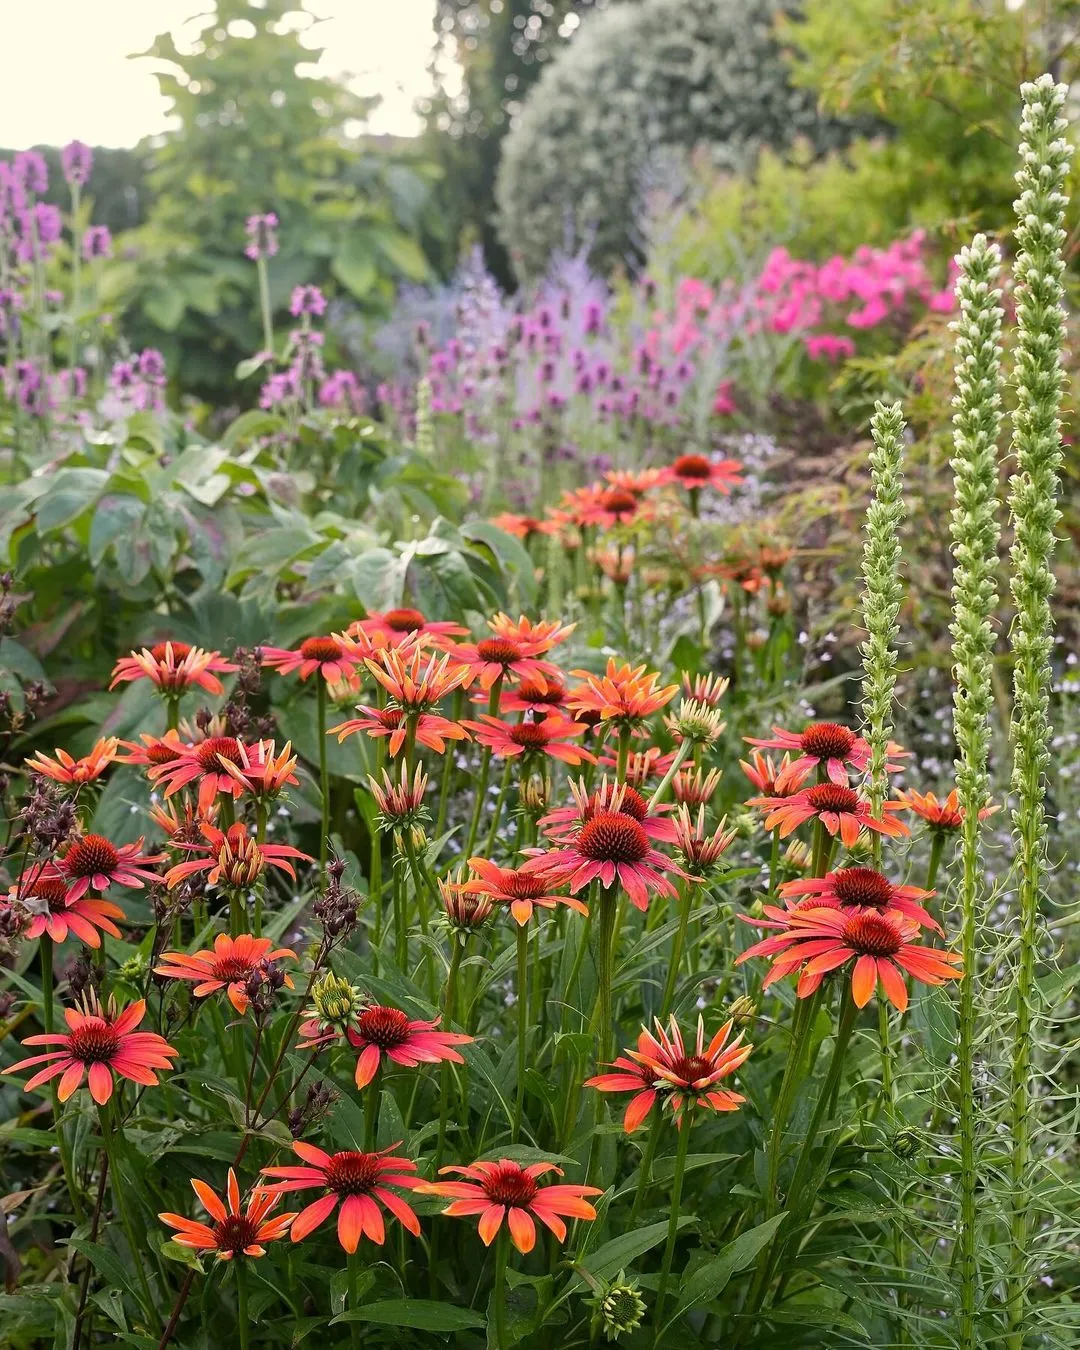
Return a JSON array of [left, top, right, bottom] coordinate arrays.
[[331, 1299, 485, 1331], [669, 1213, 788, 1324], [350, 546, 406, 611], [762, 1305, 869, 1339], [579, 1218, 696, 1283], [36, 468, 109, 531], [332, 235, 378, 298], [222, 408, 284, 448], [373, 229, 428, 281], [89, 495, 146, 566], [461, 521, 538, 606], [143, 284, 186, 331], [68, 1238, 146, 1303]]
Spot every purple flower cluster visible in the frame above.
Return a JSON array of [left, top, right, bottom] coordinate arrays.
[[245, 213, 279, 261], [61, 141, 93, 188], [105, 349, 167, 415], [4, 360, 88, 416]]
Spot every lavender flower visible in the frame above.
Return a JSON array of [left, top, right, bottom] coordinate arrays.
[[289, 284, 326, 318], [13, 151, 47, 195], [60, 140, 93, 187], [82, 225, 112, 260], [244, 212, 279, 261]]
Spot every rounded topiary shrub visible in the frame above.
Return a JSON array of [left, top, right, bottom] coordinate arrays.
[[495, 0, 855, 280]]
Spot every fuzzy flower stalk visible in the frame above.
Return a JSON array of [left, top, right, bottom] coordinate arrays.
[[1004, 74, 1071, 1350], [948, 231, 1004, 1349]]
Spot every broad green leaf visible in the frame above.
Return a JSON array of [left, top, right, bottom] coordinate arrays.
[[89, 495, 146, 566], [461, 521, 538, 606], [373, 229, 428, 281], [222, 408, 284, 447], [669, 1213, 788, 1324], [579, 1217, 696, 1283], [36, 468, 109, 531], [331, 1299, 485, 1331], [762, 1305, 870, 1339], [332, 235, 378, 298]]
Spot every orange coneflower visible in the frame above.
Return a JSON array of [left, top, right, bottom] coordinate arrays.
[[116, 730, 186, 768], [330, 703, 468, 757], [565, 483, 651, 530], [110, 641, 237, 695], [419, 1158, 601, 1253], [147, 734, 251, 815], [217, 739, 300, 801], [25, 737, 120, 785], [462, 713, 595, 766], [604, 467, 666, 497], [673, 805, 736, 873], [56, 833, 163, 903], [597, 746, 678, 786], [7, 996, 178, 1104], [748, 783, 909, 848], [462, 857, 589, 926], [780, 867, 942, 934], [498, 675, 569, 716], [450, 633, 561, 694], [367, 763, 430, 828], [159, 1169, 295, 1260], [347, 1004, 473, 1089], [659, 452, 744, 495], [350, 607, 468, 648], [737, 907, 962, 1012], [260, 635, 358, 684], [673, 765, 723, 807], [14, 863, 124, 947], [680, 671, 730, 707], [739, 748, 806, 797], [896, 788, 999, 832], [567, 658, 679, 729], [163, 821, 311, 891], [148, 796, 215, 842], [155, 933, 296, 1014], [261, 1142, 423, 1252], [587, 1014, 751, 1128], [362, 643, 469, 712], [489, 513, 557, 542], [539, 777, 678, 845], [487, 613, 576, 650], [745, 722, 905, 788]]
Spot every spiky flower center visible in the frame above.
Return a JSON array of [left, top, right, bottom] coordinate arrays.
[[324, 1151, 382, 1196], [672, 453, 712, 481], [28, 876, 69, 911], [672, 1054, 714, 1084], [383, 608, 426, 632], [800, 722, 856, 759], [805, 784, 859, 813], [510, 721, 551, 749], [495, 870, 554, 900], [577, 812, 650, 864], [841, 912, 903, 957], [518, 679, 564, 706], [356, 1006, 412, 1049], [377, 707, 406, 729], [831, 867, 894, 910], [300, 636, 342, 662], [150, 640, 193, 662], [476, 637, 523, 664], [65, 834, 120, 878], [213, 1214, 260, 1254], [601, 489, 638, 516], [146, 739, 181, 765], [211, 954, 257, 982], [481, 1162, 537, 1206], [602, 1285, 646, 1332], [68, 1019, 120, 1063], [194, 736, 242, 772]]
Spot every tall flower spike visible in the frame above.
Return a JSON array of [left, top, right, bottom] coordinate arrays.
[[948, 231, 1004, 1350], [860, 400, 906, 860], [1004, 74, 1071, 1350]]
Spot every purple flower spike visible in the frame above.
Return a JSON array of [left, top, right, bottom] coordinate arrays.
[[61, 141, 93, 187]]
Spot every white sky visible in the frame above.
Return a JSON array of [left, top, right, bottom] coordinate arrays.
[[0, 0, 438, 147]]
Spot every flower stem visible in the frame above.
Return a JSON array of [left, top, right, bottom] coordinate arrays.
[[629, 1110, 663, 1224], [98, 1102, 157, 1324], [659, 878, 693, 1018], [39, 936, 54, 1033], [255, 256, 273, 356], [493, 1226, 510, 1348], [347, 1249, 362, 1349], [654, 1106, 693, 1338], [647, 738, 692, 812], [591, 886, 617, 1064], [513, 923, 529, 1140], [317, 678, 329, 881], [236, 1258, 251, 1350], [483, 757, 514, 855], [364, 1063, 382, 1152]]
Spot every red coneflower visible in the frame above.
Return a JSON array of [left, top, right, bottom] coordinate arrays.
[[450, 635, 561, 694], [498, 675, 568, 716], [367, 763, 429, 828], [110, 641, 237, 695], [25, 737, 120, 785], [419, 1158, 601, 1253], [163, 821, 311, 890], [588, 1015, 751, 1127], [260, 1142, 423, 1251], [604, 467, 666, 497], [737, 907, 962, 1012], [217, 740, 300, 801], [260, 635, 358, 684], [350, 607, 467, 648], [525, 805, 687, 912], [56, 833, 164, 903], [116, 730, 186, 768], [746, 722, 908, 789], [14, 863, 124, 947], [462, 713, 595, 766], [148, 796, 215, 842], [598, 746, 678, 787], [154, 933, 296, 1015], [567, 658, 679, 729], [148, 735, 251, 815], [781, 867, 942, 934], [659, 453, 744, 495], [7, 996, 178, 1104], [748, 783, 909, 848], [680, 671, 730, 707], [896, 788, 999, 832], [489, 513, 557, 541], [462, 857, 590, 926], [739, 749, 806, 797], [539, 777, 678, 845], [347, 1004, 473, 1089], [673, 805, 737, 873], [487, 613, 576, 651], [330, 704, 468, 757], [673, 765, 723, 807], [159, 1169, 295, 1261], [361, 643, 469, 713]]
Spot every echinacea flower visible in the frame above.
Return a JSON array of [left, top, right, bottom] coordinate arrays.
[[598, 746, 678, 786], [367, 763, 429, 829], [25, 737, 120, 785], [260, 1142, 423, 1251], [56, 833, 164, 902], [361, 642, 470, 716], [154, 933, 296, 1014], [780, 867, 942, 934], [217, 739, 300, 801], [163, 821, 310, 890], [525, 804, 687, 912], [498, 676, 569, 716], [462, 857, 589, 926], [673, 766, 722, 807], [680, 671, 729, 707], [895, 788, 999, 832], [748, 783, 909, 847], [745, 722, 906, 789], [462, 713, 595, 765], [567, 659, 679, 729], [663, 697, 727, 746], [587, 1015, 751, 1127], [604, 467, 666, 497], [486, 613, 576, 650], [116, 730, 186, 768], [489, 513, 556, 541], [159, 1169, 295, 1261], [347, 1004, 473, 1089], [109, 641, 237, 695], [148, 735, 253, 815], [739, 749, 805, 797], [450, 634, 561, 694], [6, 996, 178, 1104], [148, 796, 215, 842], [350, 607, 467, 647], [419, 1158, 601, 1252], [14, 863, 124, 947], [673, 805, 736, 873], [260, 636, 358, 684], [330, 703, 468, 757], [659, 452, 744, 495], [539, 777, 677, 845], [737, 907, 962, 1012], [438, 872, 496, 931]]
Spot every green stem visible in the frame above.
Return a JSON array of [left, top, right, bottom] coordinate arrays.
[[483, 757, 514, 855], [591, 887, 617, 1064], [364, 1063, 382, 1152], [659, 879, 693, 1018], [924, 831, 946, 891], [39, 936, 54, 1033], [237, 1258, 251, 1350], [317, 678, 329, 880], [434, 689, 463, 841], [766, 827, 781, 900], [494, 1227, 510, 1349], [256, 255, 273, 356], [347, 1249, 361, 1349], [629, 1110, 663, 1224], [513, 923, 529, 1140], [654, 1107, 693, 1338], [615, 726, 632, 783], [646, 738, 692, 812], [99, 1103, 157, 1324]]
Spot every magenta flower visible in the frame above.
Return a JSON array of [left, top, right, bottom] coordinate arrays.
[[61, 141, 93, 187]]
